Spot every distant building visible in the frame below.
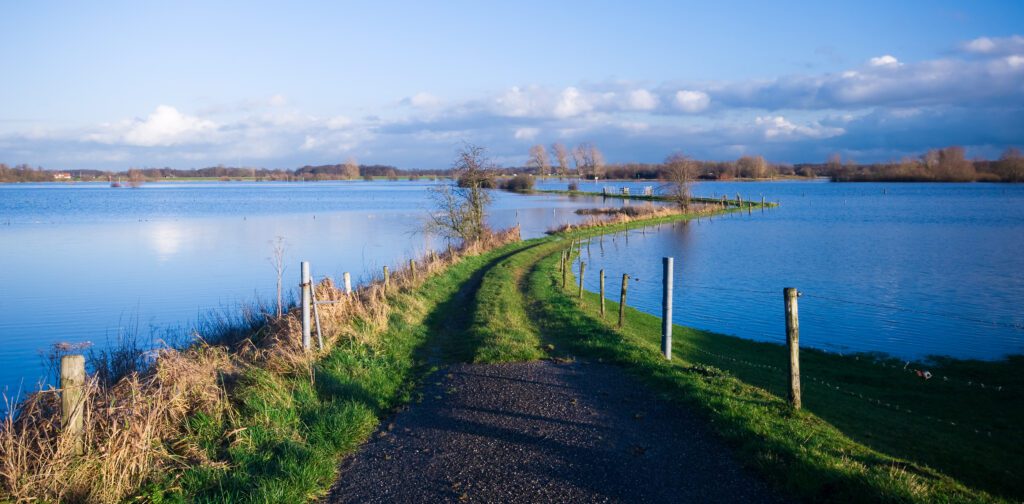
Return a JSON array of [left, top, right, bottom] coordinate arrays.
[[53, 172, 72, 180]]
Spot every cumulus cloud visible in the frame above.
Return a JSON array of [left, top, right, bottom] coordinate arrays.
[[4, 34, 1023, 169], [626, 89, 659, 110], [85, 105, 218, 146], [868, 55, 901, 68], [673, 90, 711, 113], [753, 116, 844, 140], [402, 92, 442, 108], [961, 35, 1024, 55]]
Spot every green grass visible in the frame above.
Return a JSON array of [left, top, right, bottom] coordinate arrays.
[[144, 205, 1018, 502], [454, 215, 1016, 502], [142, 242, 526, 502]]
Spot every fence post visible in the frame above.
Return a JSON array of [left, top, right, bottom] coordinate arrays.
[[662, 257, 674, 360], [784, 287, 801, 409], [383, 266, 390, 293], [599, 269, 606, 318], [618, 274, 629, 328], [301, 261, 311, 350], [410, 259, 417, 282], [60, 354, 86, 455], [578, 262, 586, 299], [343, 272, 352, 295], [562, 250, 568, 288]]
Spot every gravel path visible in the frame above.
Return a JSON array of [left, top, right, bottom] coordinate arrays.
[[326, 359, 786, 503]]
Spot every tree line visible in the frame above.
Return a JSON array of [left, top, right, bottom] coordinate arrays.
[[3, 145, 1023, 183]]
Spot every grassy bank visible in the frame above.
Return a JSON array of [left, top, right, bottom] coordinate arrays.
[[533, 188, 779, 208], [454, 218, 1015, 502]]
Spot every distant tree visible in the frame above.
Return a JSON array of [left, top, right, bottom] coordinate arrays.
[[428, 144, 494, 243], [342, 157, 360, 179], [931, 147, 976, 182], [736, 155, 768, 179], [996, 147, 1024, 182], [501, 174, 535, 192], [664, 153, 697, 210], [527, 144, 551, 175], [551, 143, 570, 179], [573, 143, 604, 178]]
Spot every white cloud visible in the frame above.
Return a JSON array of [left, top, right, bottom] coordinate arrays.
[[673, 90, 710, 113], [86, 105, 218, 146], [514, 127, 540, 140], [268, 94, 288, 107], [962, 35, 1024, 55], [754, 116, 844, 140], [404, 92, 442, 108], [554, 87, 593, 118], [626, 89, 659, 110], [868, 55, 901, 68]]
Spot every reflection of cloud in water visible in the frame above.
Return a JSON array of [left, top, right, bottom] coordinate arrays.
[[148, 222, 186, 260]]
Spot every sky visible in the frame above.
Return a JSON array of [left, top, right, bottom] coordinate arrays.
[[1, 0, 1023, 170]]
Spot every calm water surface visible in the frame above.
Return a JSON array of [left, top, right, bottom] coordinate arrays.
[[1, 179, 1022, 396], [548, 180, 1024, 361], [0, 180, 620, 394]]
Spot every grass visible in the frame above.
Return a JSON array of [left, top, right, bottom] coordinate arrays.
[[450, 214, 1016, 502], [142, 240, 529, 502]]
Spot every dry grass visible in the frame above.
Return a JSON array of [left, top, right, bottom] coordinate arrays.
[[549, 203, 722, 234], [0, 226, 521, 503]]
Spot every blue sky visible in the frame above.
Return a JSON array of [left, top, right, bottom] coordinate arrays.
[[1, 0, 1023, 169]]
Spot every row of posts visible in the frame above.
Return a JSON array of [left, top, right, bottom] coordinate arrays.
[[564, 244, 802, 409], [57, 245, 802, 452]]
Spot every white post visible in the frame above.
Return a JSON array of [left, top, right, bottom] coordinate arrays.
[[662, 257, 674, 360], [301, 261, 311, 350], [343, 272, 352, 295]]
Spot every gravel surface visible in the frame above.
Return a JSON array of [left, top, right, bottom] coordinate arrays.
[[326, 359, 786, 503]]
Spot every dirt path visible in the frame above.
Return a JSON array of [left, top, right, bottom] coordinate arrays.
[[326, 359, 785, 503]]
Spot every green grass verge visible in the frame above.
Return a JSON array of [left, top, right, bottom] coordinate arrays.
[[512, 239, 1010, 502], [141, 242, 525, 502]]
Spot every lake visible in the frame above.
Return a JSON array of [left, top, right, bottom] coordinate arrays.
[[551, 179, 1024, 361], [1, 179, 1022, 397], [0, 180, 622, 394]]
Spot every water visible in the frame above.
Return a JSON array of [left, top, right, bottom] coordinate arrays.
[[554, 179, 1024, 361], [0, 180, 627, 394], [2, 179, 1022, 396]]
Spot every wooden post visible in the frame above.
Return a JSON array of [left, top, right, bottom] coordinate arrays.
[[301, 261, 311, 350], [60, 354, 86, 455], [559, 250, 565, 275], [310, 275, 324, 350], [562, 251, 568, 288], [343, 272, 352, 295], [599, 269, 606, 318], [618, 274, 629, 328], [578, 262, 586, 299], [784, 287, 801, 409], [410, 259, 417, 282], [383, 266, 390, 293], [662, 257, 674, 360]]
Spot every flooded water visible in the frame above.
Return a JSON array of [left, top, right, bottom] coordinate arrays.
[[554, 179, 1024, 361], [1, 179, 1022, 395], [0, 180, 619, 394]]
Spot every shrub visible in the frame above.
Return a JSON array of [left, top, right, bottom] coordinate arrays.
[[501, 174, 534, 192], [567, 182, 579, 191]]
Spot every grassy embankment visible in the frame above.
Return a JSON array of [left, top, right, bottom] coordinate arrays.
[[533, 188, 779, 208], [459, 218, 1021, 502]]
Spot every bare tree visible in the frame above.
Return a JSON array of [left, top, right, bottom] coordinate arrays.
[[997, 147, 1024, 182], [427, 144, 494, 243], [527, 144, 551, 175], [736, 155, 768, 179], [342, 157, 360, 179], [573, 143, 604, 178], [268, 236, 287, 317], [664, 153, 697, 210], [551, 143, 570, 179]]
